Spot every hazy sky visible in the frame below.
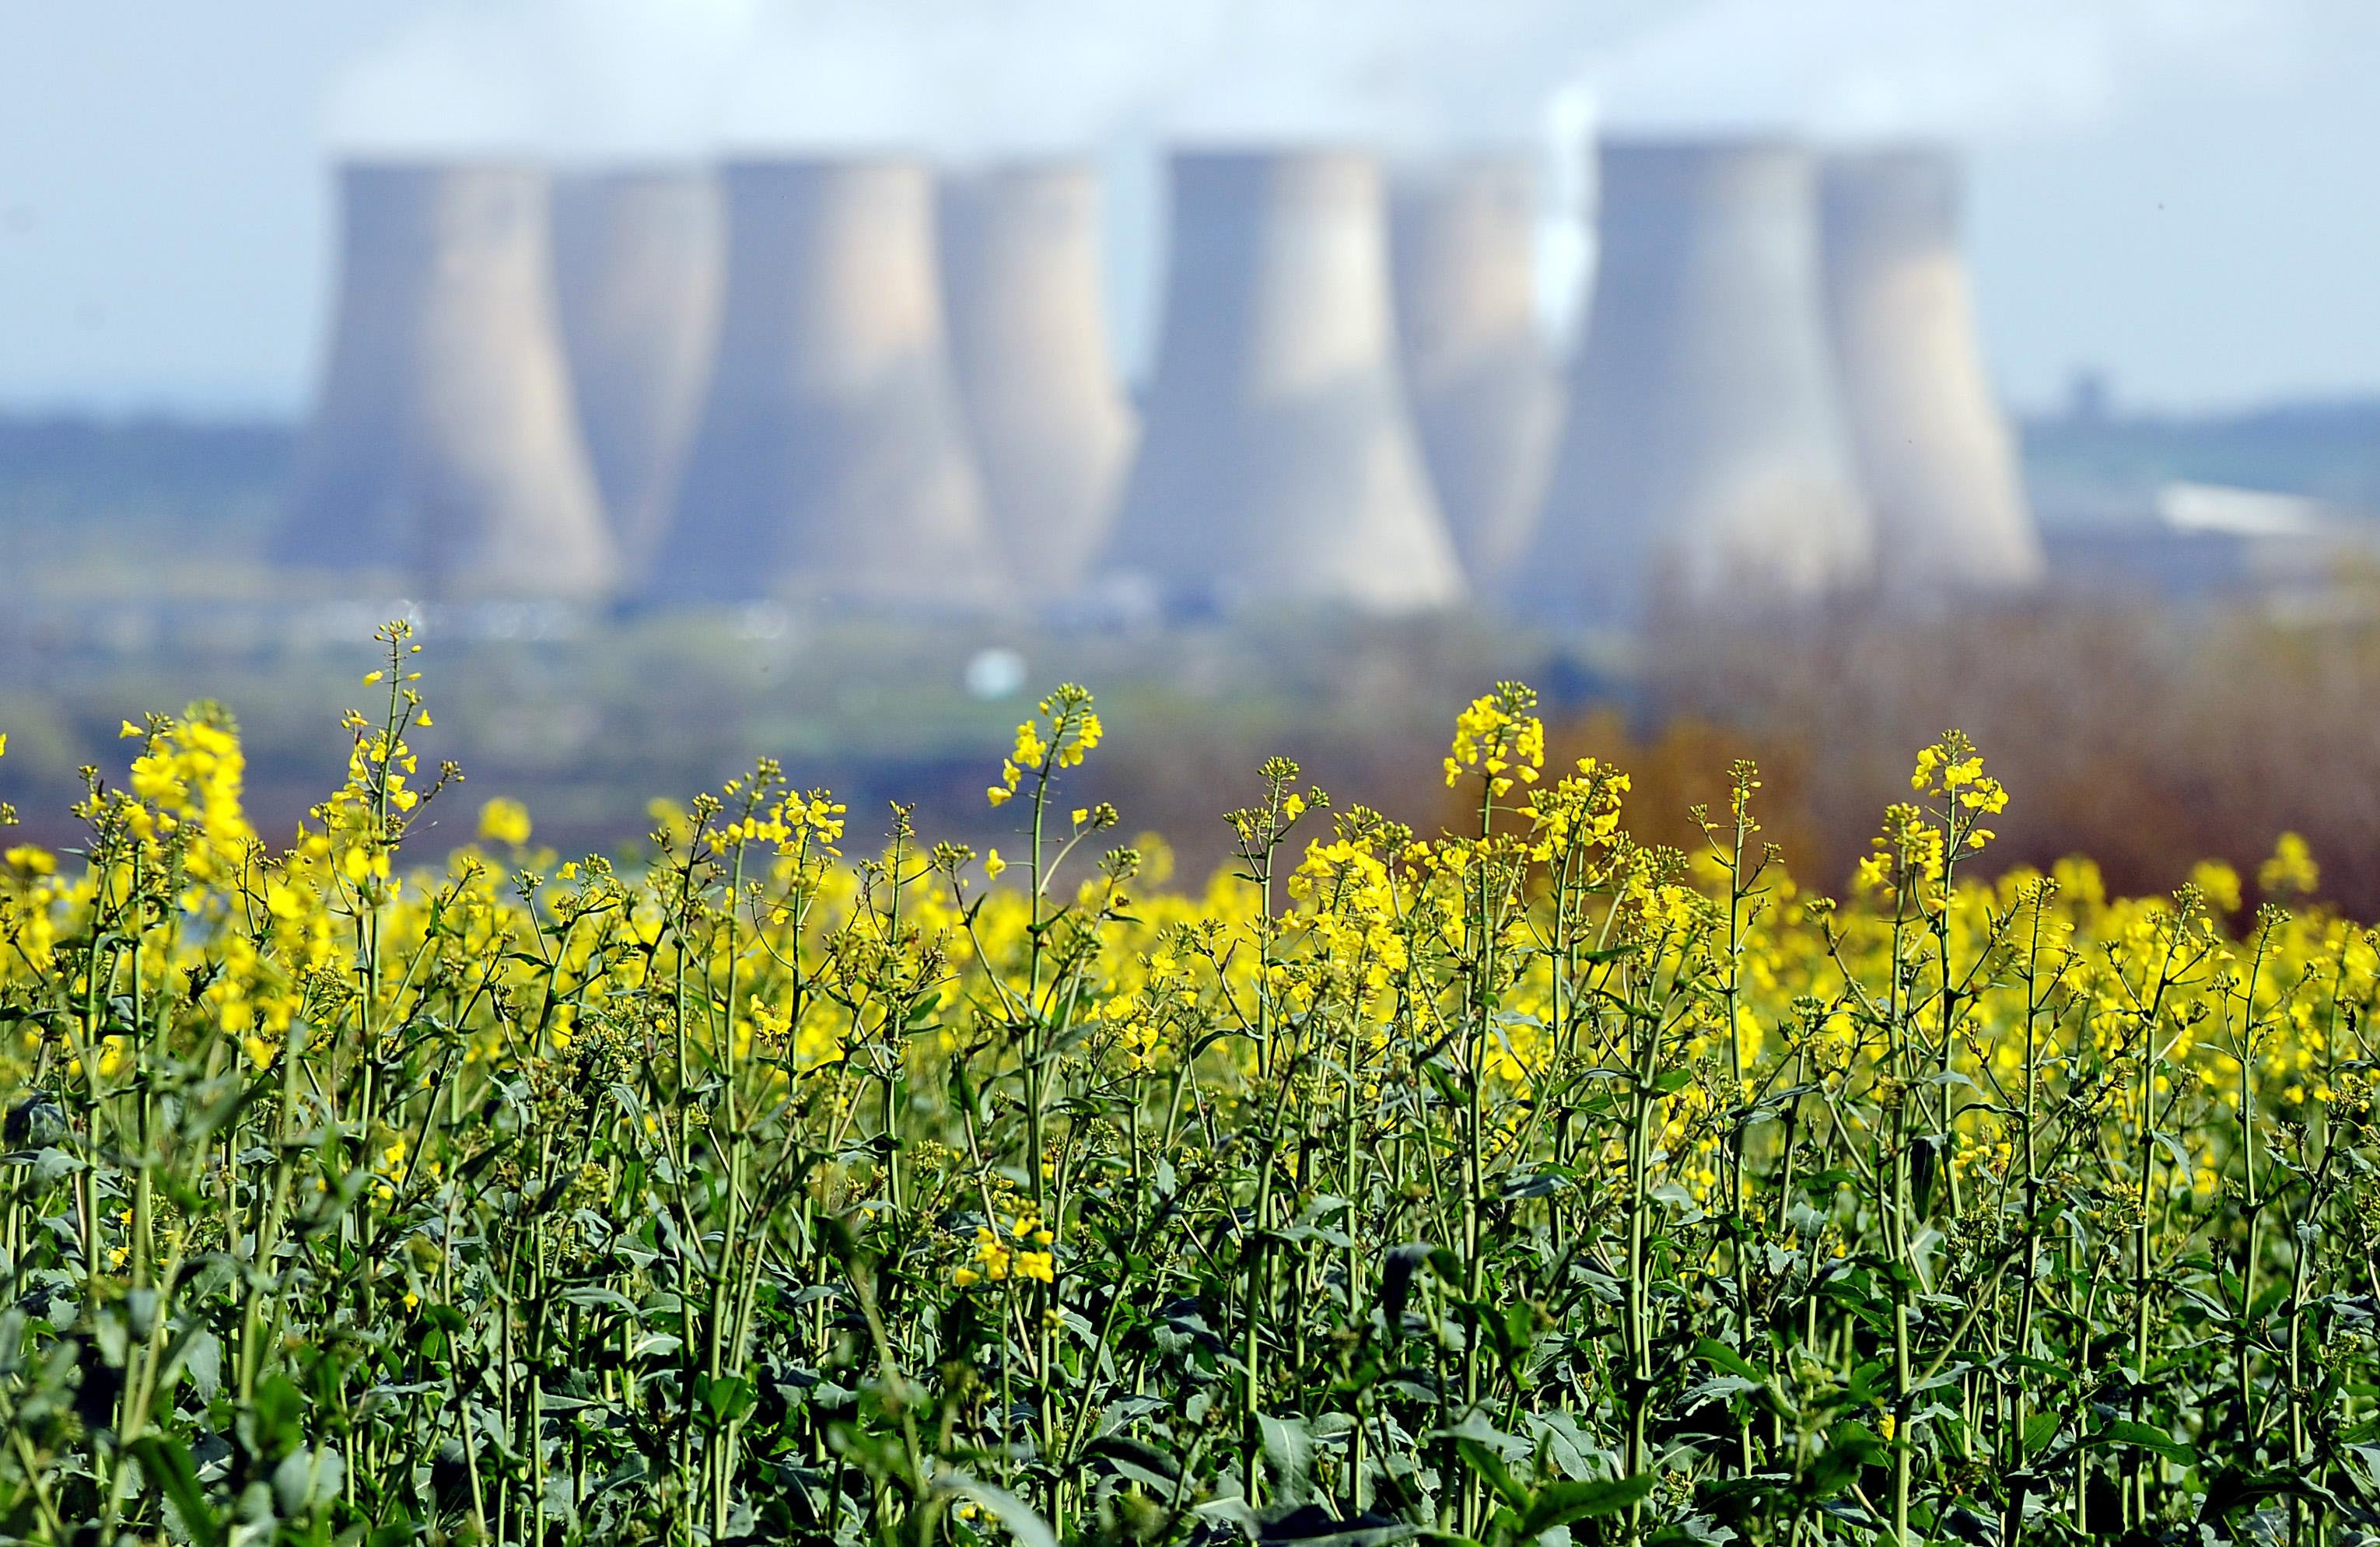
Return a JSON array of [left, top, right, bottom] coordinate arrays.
[[2, 0, 2375, 417]]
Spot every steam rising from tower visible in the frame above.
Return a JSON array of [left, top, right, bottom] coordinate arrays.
[[1389, 155, 1563, 588], [1101, 149, 1462, 613], [656, 158, 1003, 606], [939, 164, 1136, 595], [551, 169, 725, 572], [1819, 147, 2042, 597], [278, 162, 616, 597], [1519, 140, 1871, 621]]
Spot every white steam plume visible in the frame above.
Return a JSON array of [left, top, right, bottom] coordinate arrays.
[[1586, 0, 2308, 141], [324, 0, 1650, 159], [320, 0, 2332, 370], [325, 0, 2319, 159]]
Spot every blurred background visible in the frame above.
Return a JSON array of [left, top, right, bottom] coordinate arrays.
[[4, 0, 2380, 904]]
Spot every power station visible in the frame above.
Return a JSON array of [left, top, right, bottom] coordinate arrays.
[[1517, 139, 1872, 621], [1819, 147, 2044, 597], [277, 162, 616, 597], [271, 136, 2040, 626], [939, 163, 1137, 597], [655, 158, 1004, 607], [1101, 149, 1463, 613], [1388, 156, 1563, 590], [551, 168, 725, 574]]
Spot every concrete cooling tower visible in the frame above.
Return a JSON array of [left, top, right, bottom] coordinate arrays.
[[1820, 148, 2043, 597], [1389, 156, 1563, 590], [1101, 149, 1463, 614], [655, 158, 1003, 607], [1517, 141, 1871, 622], [551, 169, 724, 575], [940, 164, 1136, 597], [278, 163, 615, 597]]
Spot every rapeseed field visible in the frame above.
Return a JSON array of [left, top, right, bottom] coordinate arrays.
[[1, 624, 2373, 1545]]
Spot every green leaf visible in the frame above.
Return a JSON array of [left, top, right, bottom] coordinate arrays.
[[1517, 1475, 1656, 1539], [1679, 1374, 1763, 1408], [2198, 1465, 2308, 1524], [1691, 1338, 1790, 1416], [697, 1373, 755, 1426], [1260, 1412, 1316, 1506], [243, 1373, 308, 1461], [1084, 1433, 1181, 1492], [2021, 1411, 2060, 1456], [2094, 1419, 2194, 1467], [1646, 1515, 1738, 1547], [174, 1327, 223, 1405], [272, 1446, 345, 1518], [127, 1435, 219, 1547], [1269, 1510, 1426, 1547], [1453, 1437, 1531, 1510], [954, 1479, 1059, 1547], [1799, 1419, 1891, 1503], [93, 1304, 130, 1367], [1692, 1339, 1761, 1382]]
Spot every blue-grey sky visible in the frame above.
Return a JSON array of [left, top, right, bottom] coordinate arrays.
[[2, 0, 2375, 418]]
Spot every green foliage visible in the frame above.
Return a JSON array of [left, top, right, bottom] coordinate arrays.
[[0, 646, 2376, 1547]]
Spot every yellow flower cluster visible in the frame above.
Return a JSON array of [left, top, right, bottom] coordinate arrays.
[[1286, 833, 1410, 1000], [1910, 731, 2008, 847], [478, 796, 532, 848], [717, 788, 849, 852], [954, 1213, 1056, 1287], [989, 685, 1103, 807], [121, 706, 256, 883], [1444, 681, 1545, 796], [1525, 754, 1630, 861]]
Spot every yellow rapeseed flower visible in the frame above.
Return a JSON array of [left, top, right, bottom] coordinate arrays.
[[478, 797, 533, 847], [2259, 831, 2319, 898]]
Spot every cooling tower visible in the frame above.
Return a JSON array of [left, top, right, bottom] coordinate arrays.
[[1389, 156, 1563, 590], [551, 169, 724, 575], [1100, 149, 1463, 614], [1518, 141, 1871, 621], [1819, 148, 2044, 596], [278, 163, 616, 597], [655, 158, 1003, 607], [939, 163, 1136, 596]]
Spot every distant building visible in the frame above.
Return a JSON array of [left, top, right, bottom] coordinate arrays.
[[277, 162, 615, 597], [1818, 147, 2043, 599], [655, 158, 1006, 608], [1388, 154, 1564, 592], [1100, 148, 1464, 614], [551, 168, 725, 574], [2064, 368, 2114, 427], [1518, 139, 1871, 624], [2024, 394, 2380, 601], [939, 163, 1137, 597]]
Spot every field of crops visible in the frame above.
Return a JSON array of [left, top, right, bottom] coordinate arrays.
[[2, 624, 2376, 1546]]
